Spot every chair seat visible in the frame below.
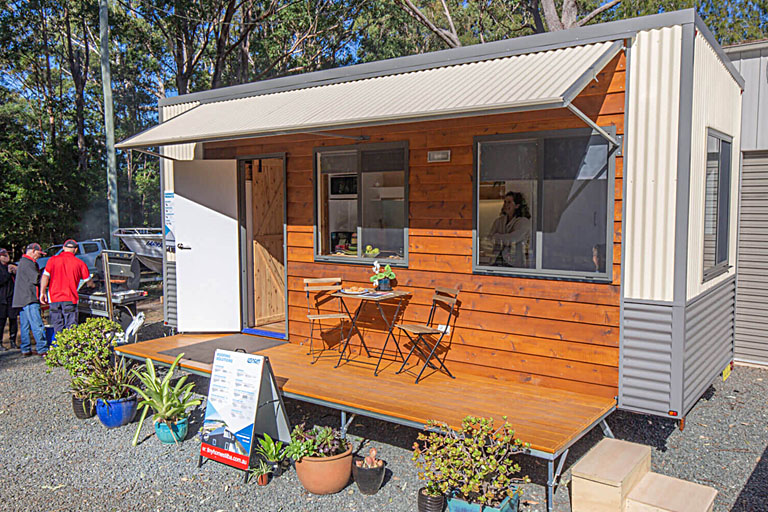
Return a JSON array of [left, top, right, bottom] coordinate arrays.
[[396, 323, 440, 335], [307, 313, 349, 321]]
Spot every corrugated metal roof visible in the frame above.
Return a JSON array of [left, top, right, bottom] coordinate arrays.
[[117, 40, 622, 149]]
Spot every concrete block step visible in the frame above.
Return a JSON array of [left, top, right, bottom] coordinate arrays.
[[625, 472, 717, 512], [571, 438, 651, 512]]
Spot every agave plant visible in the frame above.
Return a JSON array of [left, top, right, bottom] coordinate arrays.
[[128, 353, 202, 446]]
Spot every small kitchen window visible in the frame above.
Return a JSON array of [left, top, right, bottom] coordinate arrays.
[[315, 142, 408, 264], [702, 129, 732, 282]]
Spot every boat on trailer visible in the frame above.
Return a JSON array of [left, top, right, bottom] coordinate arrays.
[[113, 228, 163, 273]]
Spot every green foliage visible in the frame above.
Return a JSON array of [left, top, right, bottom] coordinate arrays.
[[285, 423, 349, 461], [254, 433, 285, 462], [249, 460, 272, 479], [82, 356, 137, 402], [370, 263, 396, 283], [412, 416, 530, 505], [128, 353, 201, 446], [45, 317, 121, 380]]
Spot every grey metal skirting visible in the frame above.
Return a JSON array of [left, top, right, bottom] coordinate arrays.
[[620, 276, 736, 418]]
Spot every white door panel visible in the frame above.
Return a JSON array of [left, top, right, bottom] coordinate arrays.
[[173, 160, 240, 332]]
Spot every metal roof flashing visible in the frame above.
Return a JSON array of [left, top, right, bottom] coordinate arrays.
[[157, 9, 700, 109]]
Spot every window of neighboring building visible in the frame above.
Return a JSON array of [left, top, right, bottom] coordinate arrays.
[[474, 127, 615, 281], [703, 129, 732, 281], [315, 142, 408, 264]]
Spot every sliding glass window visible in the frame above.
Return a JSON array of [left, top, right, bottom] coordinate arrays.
[[474, 127, 615, 281], [315, 142, 408, 264]]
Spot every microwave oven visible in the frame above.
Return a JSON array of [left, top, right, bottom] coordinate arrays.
[[329, 174, 357, 199]]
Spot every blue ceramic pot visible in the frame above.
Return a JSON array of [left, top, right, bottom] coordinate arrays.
[[95, 395, 138, 428], [447, 494, 519, 512], [155, 418, 189, 444]]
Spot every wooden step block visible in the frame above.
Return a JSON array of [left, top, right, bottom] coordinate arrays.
[[625, 472, 717, 512], [571, 438, 651, 512]]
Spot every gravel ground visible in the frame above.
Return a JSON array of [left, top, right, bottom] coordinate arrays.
[[1, 317, 766, 511]]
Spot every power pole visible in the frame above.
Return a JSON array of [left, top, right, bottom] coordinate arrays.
[[99, 0, 119, 249]]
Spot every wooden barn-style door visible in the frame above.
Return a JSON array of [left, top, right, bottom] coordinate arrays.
[[244, 157, 286, 330]]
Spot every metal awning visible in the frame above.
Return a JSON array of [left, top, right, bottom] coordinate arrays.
[[117, 40, 623, 150]]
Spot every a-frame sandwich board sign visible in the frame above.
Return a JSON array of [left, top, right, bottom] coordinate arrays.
[[198, 349, 291, 478]]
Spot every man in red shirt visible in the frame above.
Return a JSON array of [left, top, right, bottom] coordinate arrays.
[[39, 239, 94, 334]]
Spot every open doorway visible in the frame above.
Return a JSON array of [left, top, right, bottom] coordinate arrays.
[[241, 156, 286, 339]]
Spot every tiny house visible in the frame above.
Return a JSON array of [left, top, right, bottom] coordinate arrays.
[[118, 9, 743, 421]]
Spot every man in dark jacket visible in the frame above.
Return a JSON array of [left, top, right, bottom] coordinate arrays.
[[11, 243, 47, 356], [0, 248, 18, 350]]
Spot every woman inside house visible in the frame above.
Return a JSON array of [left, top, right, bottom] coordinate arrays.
[[484, 191, 532, 268]]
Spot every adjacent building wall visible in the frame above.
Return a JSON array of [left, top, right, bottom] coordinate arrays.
[[725, 42, 768, 152]]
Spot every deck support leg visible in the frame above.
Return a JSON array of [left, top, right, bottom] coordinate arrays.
[[340, 411, 356, 439], [600, 419, 614, 438], [546, 448, 569, 512]]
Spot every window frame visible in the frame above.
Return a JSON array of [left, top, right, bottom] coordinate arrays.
[[313, 141, 410, 267], [701, 127, 733, 283], [472, 127, 616, 282]]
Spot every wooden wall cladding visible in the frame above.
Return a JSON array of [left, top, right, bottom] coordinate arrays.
[[204, 53, 626, 398]]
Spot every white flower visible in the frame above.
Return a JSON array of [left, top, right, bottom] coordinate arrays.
[[372, 260, 381, 274]]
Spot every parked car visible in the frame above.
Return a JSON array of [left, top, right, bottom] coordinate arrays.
[[36, 238, 108, 273]]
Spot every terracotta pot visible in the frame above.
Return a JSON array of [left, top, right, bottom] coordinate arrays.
[[294, 446, 353, 495], [256, 473, 270, 486]]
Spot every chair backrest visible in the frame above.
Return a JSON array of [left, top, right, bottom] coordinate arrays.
[[427, 287, 459, 327], [303, 277, 343, 312]]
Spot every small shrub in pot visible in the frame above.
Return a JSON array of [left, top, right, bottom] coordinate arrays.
[[413, 416, 530, 512], [285, 424, 352, 495]]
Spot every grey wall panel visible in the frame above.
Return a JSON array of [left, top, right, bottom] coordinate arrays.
[[164, 261, 178, 327], [619, 301, 674, 415], [735, 153, 768, 364], [726, 45, 768, 151], [683, 277, 735, 414]]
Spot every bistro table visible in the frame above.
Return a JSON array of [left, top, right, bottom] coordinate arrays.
[[332, 289, 411, 375]]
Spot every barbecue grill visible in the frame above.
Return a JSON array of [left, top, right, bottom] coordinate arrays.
[[77, 250, 149, 337]]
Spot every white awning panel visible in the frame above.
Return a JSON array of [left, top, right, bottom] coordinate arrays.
[[117, 40, 623, 149]]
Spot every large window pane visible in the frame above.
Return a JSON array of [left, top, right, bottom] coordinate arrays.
[[361, 171, 405, 259], [316, 145, 407, 262], [477, 140, 536, 268], [542, 135, 609, 273]]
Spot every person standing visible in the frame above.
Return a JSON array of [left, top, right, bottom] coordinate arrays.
[[39, 239, 93, 335], [11, 243, 47, 356], [0, 248, 18, 350]]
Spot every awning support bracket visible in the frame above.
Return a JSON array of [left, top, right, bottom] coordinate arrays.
[[133, 148, 179, 162], [565, 102, 621, 150]]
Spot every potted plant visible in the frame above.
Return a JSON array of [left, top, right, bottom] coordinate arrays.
[[352, 446, 386, 495], [128, 353, 202, 446], [254, 433, 286, 476], [370, 260, 396, 291], [45, 318, 121, 419], [83, 356, 139, 429], [250, 460, 272, 486], [413, 416, 530, 512], [284, 423, 352, 495]]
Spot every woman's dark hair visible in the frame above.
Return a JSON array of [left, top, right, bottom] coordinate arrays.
[[505, 191, 531, 219]]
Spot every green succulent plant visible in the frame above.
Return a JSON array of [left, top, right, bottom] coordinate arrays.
[[45, 317, 121, 379], [254, 433, 284, 462], [128, 353, 202, 446], [412, 416, 530, 505]]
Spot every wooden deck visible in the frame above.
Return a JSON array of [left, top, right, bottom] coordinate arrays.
[[116, 334, 615, 456]]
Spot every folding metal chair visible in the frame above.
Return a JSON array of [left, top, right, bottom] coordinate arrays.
[[303, 277, 349, 364], [395, 287, 458, 383]]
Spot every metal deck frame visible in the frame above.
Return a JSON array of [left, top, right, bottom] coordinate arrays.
[[119, 350, 616, 512]]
